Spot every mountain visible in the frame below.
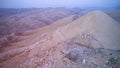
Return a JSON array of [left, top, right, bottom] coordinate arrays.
[[57, 10, 120, 50], [0, 10, 120, 68], [1, 8, 119, 36], [0, 8, 74, 35]]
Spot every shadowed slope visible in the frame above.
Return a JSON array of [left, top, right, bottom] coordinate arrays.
[[106, 10, 120, 23]]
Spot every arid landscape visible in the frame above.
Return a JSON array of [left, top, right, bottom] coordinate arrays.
[[0, 8, 120, 68]]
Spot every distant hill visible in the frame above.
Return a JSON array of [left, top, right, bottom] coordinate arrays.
[[0, 8, 39, 18], [0, 8, 75, 35]]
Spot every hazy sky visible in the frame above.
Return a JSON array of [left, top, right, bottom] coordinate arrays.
[[0, 0, 120, 8]]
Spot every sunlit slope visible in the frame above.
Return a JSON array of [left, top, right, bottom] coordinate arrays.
[[58, 10, 120, 50]]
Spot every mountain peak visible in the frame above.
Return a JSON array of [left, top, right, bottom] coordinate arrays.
[[58, 10, 120, 50]]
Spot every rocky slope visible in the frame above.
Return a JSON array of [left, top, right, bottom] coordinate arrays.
[[0, 10, 120, 68]]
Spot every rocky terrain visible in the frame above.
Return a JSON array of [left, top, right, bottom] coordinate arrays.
[[0, 8, 120, 35], [0, 10, 120, 68]]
